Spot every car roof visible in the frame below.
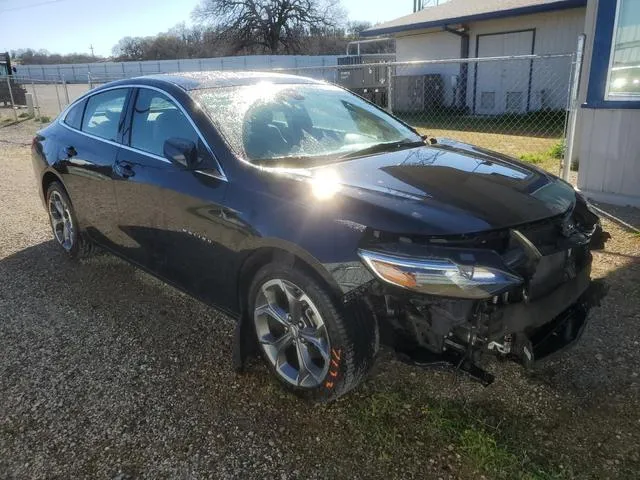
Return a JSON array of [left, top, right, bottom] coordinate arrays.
[[129, 71, 324, 91]]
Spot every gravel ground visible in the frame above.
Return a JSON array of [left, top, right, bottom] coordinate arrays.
[[1, 120, 639, 479]]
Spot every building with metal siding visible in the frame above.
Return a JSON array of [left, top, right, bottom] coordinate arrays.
[[362, 0, 587, 115]]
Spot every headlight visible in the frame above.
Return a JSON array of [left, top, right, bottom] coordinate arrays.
[[358, 249, 522, 299]]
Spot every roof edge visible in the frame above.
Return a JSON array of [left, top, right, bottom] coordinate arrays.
[[361, 0, 587, 37]]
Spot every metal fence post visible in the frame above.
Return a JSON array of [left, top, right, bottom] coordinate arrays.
[[31, 80, 41, 119], [88, 72, 93, 89], [562, 34, 586, 181], [6, 76, 18, 121], [387, 65, 394, 114], [62, 75, 70, 106], [54, 80, 62, 113]]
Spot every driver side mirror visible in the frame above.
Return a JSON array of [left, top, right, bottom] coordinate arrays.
[[163, 137, 199, 169]]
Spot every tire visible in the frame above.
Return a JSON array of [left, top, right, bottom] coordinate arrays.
[[46, 182, 96, 259], [248, 262, 378, 402]]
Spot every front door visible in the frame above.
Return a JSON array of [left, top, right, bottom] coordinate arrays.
[[113, 87, 235, 309]]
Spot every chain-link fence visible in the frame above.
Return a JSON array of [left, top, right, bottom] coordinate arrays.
[[1, 53, 578, 175], [0, 75, 84, 121], [275, 53, 578, 175]]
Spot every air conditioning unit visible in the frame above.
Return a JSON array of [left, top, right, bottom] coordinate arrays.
[[393, 74, 444, 112]]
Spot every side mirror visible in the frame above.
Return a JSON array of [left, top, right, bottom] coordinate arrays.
[[163, 137, 199, 168]]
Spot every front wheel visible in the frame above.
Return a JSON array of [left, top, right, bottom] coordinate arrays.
[[248, 263, 378, 402]]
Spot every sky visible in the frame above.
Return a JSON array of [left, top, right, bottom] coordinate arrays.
[[0, 0, 411, 57]]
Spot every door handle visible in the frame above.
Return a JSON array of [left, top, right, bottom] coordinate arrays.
[[114, 160, 135, 178]]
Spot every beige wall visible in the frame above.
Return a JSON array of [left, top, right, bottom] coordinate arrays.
[[578, 108, 640, 206], [467, 8, 586, 56], [395, 30, 461, 107]]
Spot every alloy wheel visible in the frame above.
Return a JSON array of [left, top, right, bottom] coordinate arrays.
[[254, 279, 331, 388], [48, 191, 74, 251]]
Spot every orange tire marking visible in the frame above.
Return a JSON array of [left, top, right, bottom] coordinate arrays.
[[329, 370, 338, 378], [325, 381, 334, 388], [331, 359, 339, 368]]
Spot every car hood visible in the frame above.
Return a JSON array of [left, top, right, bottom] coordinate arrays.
[[309, 139, 576, 236]]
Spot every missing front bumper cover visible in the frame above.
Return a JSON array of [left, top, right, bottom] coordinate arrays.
[[393, 279, 608, 385]]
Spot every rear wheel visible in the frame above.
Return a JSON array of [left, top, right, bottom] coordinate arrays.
[[249, 263, 378, 402], [46, 182, 95, 258]]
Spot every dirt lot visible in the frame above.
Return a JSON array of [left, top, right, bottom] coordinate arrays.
[[1, 120, 639, 479]]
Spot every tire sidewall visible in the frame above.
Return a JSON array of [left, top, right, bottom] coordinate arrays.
[[46, 182, 81, 258], [248, 264, 351, 402]]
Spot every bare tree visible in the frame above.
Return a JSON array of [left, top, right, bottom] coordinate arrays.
[[192, 0, 344, 54], [112, 37, 149, 60]]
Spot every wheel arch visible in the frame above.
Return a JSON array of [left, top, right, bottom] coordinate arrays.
[[236, 245, 343, 318], [42, 170, 66, 201]]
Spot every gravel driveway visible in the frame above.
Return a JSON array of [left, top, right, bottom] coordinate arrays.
[[1, 120, 639, 479]]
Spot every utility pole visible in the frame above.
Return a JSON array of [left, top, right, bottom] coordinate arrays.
[[89, 44, 95, 59]]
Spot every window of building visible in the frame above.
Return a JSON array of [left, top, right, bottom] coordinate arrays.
[[605, 0, 640, 100]]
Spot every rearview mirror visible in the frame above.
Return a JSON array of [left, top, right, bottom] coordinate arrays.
[[163, 137, 199, 168]]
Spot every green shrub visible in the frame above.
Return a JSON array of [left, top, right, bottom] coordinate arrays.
[[519, 153, 544, 164], [548, 141, 565, 159]]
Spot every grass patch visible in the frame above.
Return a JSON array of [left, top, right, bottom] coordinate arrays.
[[340, 389, 565, 479], [18, 112, 32, 119], [517, 140, 567, 173], [399, 109, 566, 138], [39, 115, 51, 123]]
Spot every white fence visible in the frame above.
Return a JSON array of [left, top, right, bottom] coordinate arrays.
[[15, 55, 342, 83]]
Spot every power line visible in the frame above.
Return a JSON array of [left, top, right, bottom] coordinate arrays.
[[0, 0, 69, 13]]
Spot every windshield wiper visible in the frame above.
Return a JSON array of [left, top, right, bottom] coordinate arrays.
[[338, 140, 425, 160], [251, 155, 332, 167]]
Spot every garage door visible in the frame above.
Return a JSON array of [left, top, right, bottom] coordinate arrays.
[[475, 30, 534, 115]]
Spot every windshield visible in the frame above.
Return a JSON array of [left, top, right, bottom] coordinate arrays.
[[192, 82, 422, 166]]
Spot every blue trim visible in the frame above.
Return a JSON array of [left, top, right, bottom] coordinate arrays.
[[584, 0, 640, 109], [582, 100, 640, 109], [361, 0, 587, 37]]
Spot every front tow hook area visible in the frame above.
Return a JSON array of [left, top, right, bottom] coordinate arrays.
[[518, 279, 608, 366], [396, 279, 608, 385], [396, 348, 496, 386]]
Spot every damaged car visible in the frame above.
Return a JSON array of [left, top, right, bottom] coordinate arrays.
[[31, 72, 609, 401]]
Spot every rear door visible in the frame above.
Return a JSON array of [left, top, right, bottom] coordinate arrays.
[[113, 87, 233, 308], [56, 87, 131, 246]]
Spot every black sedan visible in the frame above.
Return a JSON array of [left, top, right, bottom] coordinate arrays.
[[31, 72, 608, 401]]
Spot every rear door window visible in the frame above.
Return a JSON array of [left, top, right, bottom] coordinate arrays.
[[81, 89, 128, 142], [63, 99, 86, 130]]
